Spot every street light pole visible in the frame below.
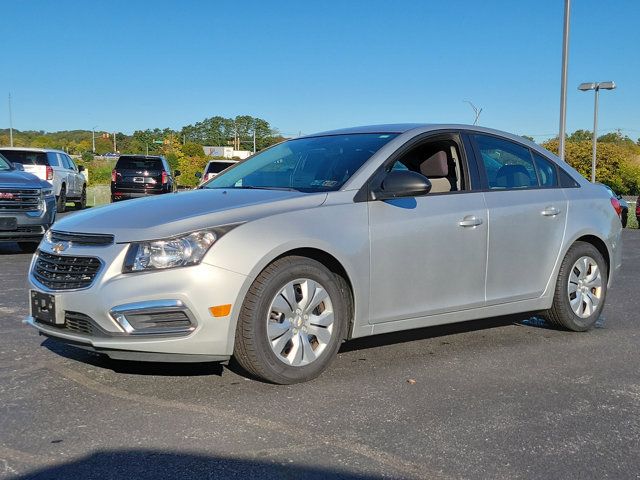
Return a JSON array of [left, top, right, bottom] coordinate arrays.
[[578, 81, 616, 183], [8, 93, 14, 147], [591, 88, 599, 183], [92, 126, 97, 153], [558, 0, 571, 161]]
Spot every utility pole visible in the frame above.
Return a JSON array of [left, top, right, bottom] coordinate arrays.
[[113, 132, 117, 153], [558, 0, 571, 161], [8, 93, 14, 147], [253, 128, 256, 153], [92, 126, 97, 153]]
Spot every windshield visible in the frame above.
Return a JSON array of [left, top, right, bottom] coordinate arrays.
[[0, 153, 12, 171], [203, 133, 397, 192]]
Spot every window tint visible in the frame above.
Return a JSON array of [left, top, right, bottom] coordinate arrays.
[[473, 135, 537, 189], [0, 150, 48, 166], [558, 168, 579, 188], [532, 152, 557, 187], [116, 157, 164, 171]]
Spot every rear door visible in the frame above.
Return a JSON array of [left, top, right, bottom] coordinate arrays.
[[58, 153, 77, 195], [469, 133, 567, 304], [65, 155, 84, 196]]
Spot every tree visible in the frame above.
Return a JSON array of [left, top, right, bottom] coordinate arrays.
[[182, 142, 204, 157], [597, 130, 635, 146], [568, 129, 592, 142]]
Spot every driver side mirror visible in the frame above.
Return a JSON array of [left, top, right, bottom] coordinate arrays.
[[371, 170, 432, 200], [195, 171, 202, 178], [174, 170, 181, 177]]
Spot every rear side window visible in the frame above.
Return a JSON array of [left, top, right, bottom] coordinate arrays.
[[472, 135, 537, 189], [206, 162, 235, 174], [532, 152, 557, 187], [48, 152, 60, 166], [116, 157, 164, 171], [0, 150, 48, 166], [59, 154, 72, 169]]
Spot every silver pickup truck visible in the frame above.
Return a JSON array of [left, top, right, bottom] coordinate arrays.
[[0, 153, 56, 252]]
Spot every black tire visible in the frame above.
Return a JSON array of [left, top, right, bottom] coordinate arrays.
[[542, 241, 608, 332], [234, 256, 348, 384], [75, 185, 87, 210], [621, 213, 627, 228], [56, 186, 66, 213], [18, 242, 38, 253]]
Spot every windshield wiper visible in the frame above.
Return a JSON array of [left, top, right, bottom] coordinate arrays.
[[227, 186, 300, 192]]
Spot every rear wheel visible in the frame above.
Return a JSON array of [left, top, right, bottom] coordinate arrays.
[[234, 256, 348, 384], [542, 241, 607, 331], [56, 186, 66, 213], [75, 185, 87, 210]]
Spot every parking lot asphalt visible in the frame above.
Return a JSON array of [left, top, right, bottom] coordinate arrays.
[[1, 225, 639, 479]]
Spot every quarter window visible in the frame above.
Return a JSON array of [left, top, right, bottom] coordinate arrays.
[[473, 135, 537, 190]]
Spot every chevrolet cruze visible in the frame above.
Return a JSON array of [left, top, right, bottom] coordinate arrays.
[[26, 124, 622, 384]]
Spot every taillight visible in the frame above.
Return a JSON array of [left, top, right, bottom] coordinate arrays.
[[162, 171, 168, 184], [636, 203, 640, 216], [46, 166, 53, 181], [111, 169, 117, 182], [610, 197, 622, 217]]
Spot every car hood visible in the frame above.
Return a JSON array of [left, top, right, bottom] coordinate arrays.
[[53, 188, 327, 242], [0, 170, 49, 189]]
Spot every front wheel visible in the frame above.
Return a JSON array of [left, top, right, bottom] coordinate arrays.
[[56, 187, 66, 213], [542, 241, 608, 331], [75, 185, 87, 210], [234, 256, 348, 384]]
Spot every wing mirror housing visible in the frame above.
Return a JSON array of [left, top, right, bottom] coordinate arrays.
[[174, 170, 181, 177], [78, 165, 85, 172], [371, 170, 432, 200], [195, 171, 202, 178]]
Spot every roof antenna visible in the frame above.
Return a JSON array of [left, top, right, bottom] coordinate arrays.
[[463, 100, 482, 125]]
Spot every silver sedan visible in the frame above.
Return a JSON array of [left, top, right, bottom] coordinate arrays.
[[25, 124, 622, 383]]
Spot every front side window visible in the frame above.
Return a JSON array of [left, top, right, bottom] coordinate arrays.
[[473, 135, 537, 190], [204, 134, 397, 192]]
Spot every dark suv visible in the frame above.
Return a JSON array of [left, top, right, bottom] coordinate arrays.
[[111, 155, 179, 202]]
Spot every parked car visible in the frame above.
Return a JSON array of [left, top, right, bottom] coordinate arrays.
[[0, 153, 56, 252], [0, 147, 87, 213], [110, 155, 179, 202], [26, 124, 622, 384], [196, 159, 238, 185], [636, 196, 640, 227], [598, 183, 628, 228]]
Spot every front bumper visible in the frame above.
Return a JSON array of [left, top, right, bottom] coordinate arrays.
[[27, 242, 248, 360], [0, 196, 56, 242]]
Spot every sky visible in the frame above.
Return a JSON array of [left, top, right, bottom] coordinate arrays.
[[1, 0, 638, 140]]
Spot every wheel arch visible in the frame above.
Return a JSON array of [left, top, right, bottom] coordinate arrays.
[[573, 234, 611, 278]]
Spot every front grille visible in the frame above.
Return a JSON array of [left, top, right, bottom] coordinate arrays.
[[0, 188, 41, 211], [33, 251, 102, 290], [63, 311, 94, 335], [50, 230, 115, 246]]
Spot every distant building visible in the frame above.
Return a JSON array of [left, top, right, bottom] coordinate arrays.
[[203, 146, 252, 160]]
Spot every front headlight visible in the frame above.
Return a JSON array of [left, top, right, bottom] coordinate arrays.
[[123, 230, 219, 272]]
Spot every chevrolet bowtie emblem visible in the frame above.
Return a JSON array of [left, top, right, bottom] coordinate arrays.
[[52, 242, 69, 254]]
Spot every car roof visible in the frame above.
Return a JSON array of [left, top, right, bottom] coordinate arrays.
[[207, 159, 238, 163], [0, 147, 66, 154], [117, 155, 164, 159]]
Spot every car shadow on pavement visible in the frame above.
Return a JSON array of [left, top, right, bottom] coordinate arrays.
[[339, 313, 555, 353], [11, 449, 384, 480], [42, 338, 224, 377]]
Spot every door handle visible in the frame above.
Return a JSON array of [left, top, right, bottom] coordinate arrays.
[[459, 215, 483, 227], [541, 206, 561, 217]]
